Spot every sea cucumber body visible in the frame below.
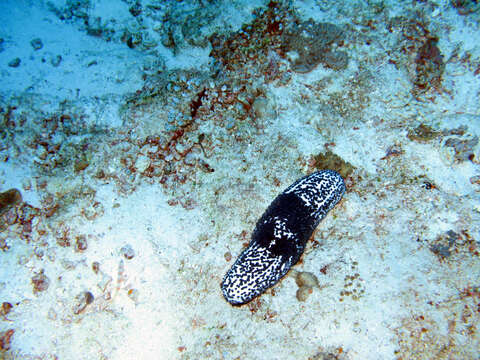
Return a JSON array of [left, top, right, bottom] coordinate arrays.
[[221, 170, 345, 305]]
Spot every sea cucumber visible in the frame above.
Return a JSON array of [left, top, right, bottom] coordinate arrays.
[[221, 170, 345, 305]]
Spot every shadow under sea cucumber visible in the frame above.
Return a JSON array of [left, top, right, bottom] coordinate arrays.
[[221, 170, 345, 305]]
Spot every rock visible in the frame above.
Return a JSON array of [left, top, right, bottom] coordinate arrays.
[[134, 154, 151, 173], [31, 269, 50, 293], [0, 189, 22, 213], [120, 244, 135, 260], [8, 58, 21, 68], [281, 20, 347, 73], [51, 55, 62, 67], [30, 38, 43, 50]]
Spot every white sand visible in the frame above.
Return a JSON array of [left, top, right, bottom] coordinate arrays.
[[0, 0, 479, 359]]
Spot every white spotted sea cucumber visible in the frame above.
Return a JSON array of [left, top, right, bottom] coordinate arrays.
[[221, 170, 345, 305]]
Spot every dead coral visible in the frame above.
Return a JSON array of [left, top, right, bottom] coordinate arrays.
[[0, 329, 14, 351], [31, 269, 50, 294], [309, 151, 355, 180], [413, 37, 445, 98], [451, 0, 480, 15], [0, 189, 22, 214], [387, 11, 450, 101], [281, 19, 348, 73], [407, 123, 441, 143], [444, 135, 478, 163]]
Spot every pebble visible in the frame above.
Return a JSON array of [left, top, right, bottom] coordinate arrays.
[[51, 55, 62, 67], [73, 291, 94, 315], [127, 288, 139, 303], [8, 58, 20, 68], [31, 269, 50, 293], [120, 244, 135, 260], [92, 261, 100, 274], [134, 154, 151, 173], [296, 286, 313, 302], [30, 38, 43, 50], [47, 308, 57, 320], [295, 271, 320, 288], [97, 274, 112, 292], [75, 235, 88, 252]]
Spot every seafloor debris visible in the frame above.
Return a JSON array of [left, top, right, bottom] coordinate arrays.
[[294, 271, 320, 302], [451, 0, 480, 15], [73, 291, 94, 315], [7, 58, 20, 67], [413, 36, 445, 98], [407, 122, 479, 163], [311, 350, 342, 360], [92, 261, 100, 274], [0, 302, 13, 320], [74, 235, 88, 252], [0, 189, 22, 214], [120, 244, 135, 260], [309, 151, 355, 180], [407, 123, 440, 143], [127, 288, 139, 303], [339, 261, 364, 302], [387, 13, 447, 100], [426, 229, 479, 260], [443, 135, 478, 163], [30, 38, 43, 50], [0, 329, 14, 351], [31, 269, 50, 294], [281, 20, 348, 73]]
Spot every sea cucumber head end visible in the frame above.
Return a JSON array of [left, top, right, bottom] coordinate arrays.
[[221, 243, 289, 305]]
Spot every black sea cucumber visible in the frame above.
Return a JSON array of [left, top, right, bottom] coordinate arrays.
[[221, 170, 345, 305]]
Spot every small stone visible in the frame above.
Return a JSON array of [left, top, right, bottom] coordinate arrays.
[[183, 152, 197, 166], [75, 235, 88, 252], [127, 288, 139, 303], [0, 329, 14, 351], [129, 3, 142, 17], [95, 169, 106, 179], [46, 247, 56, 262], [30, 38, 43, 50], [73, 291, 94, 315], [295, 271, 320, 288], [0, 189, 22, 213], [296, 285, 313, 302], [252, 97, 269, 119], [85, 291, 94, 304], [225, 118, 236, 130], [22, 178, 32, 191], [470, 175, 480, 185], [134, 154, 151, 173], [3, 207, 18, 225], [8, 58, 21, 68], [97, 274, 112, 292], [51, 55, 62, 67], [74, 159, 89, 172], [47, 308, 57, 320], [120, 244, 135, 260], [18, 255, 29, 265], [1, 302, 13, 316], [61, 259, 76, 270], [31, 269, 50, 293], [92, 261, 100, 274], [34, 247, 44, 259]]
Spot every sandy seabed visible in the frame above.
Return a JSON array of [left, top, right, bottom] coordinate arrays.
[[0, 0, 479, 359]]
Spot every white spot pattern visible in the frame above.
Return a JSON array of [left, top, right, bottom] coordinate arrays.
[[222, 170, 345, 305]]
